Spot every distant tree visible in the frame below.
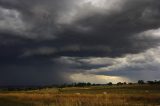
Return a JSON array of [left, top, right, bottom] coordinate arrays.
[[147, 81, 154, 85], [138, 80, 145, 84], [147, 80, 160, 85], [117, 82, 123, 86], [128, 82, 133, 85], [75, 82, 88, 87], [92, 83, 96, 86], [87, 82, 91, 86], [108, 82, 113, 86], [123, 82, 127, 85], [154, 80, 160, 84]]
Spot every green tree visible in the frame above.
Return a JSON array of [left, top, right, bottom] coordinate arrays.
[[138, 80, 145, 84]]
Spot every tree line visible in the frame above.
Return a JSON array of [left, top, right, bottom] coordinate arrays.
[[59, 80, 160, 88], [1, 80, 160, 91]]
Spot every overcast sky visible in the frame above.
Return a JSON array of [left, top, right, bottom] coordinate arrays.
[[0, 0, 160, 86]]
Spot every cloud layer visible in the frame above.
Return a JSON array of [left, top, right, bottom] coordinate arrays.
[[0, 0, 160, 85]]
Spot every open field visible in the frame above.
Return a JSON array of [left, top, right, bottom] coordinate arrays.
[[0, 85, 160, 106]]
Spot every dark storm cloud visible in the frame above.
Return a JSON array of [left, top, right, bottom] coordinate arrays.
[[0, 0, 77, 39], [58, 0, 160, 57], [18, 0, 160, 57], [0, 0, 160, 85], [0, 59, 71, 86]]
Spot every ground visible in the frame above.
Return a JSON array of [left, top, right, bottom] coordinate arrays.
[[0, 85, 160, 106]]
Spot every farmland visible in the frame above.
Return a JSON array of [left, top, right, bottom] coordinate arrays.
[[0, 84, 160, 106]]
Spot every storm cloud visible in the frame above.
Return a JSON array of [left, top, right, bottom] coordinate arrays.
[[0, 0, 160, 85]]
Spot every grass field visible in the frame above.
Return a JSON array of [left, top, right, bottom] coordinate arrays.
[[0, 85, 160, 106]]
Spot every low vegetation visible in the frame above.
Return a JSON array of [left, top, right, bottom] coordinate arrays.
[[0, 81, 160, 106]]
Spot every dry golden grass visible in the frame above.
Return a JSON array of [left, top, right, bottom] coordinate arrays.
[[0, 93, 160, 106], [0, 85, 160, 106]]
